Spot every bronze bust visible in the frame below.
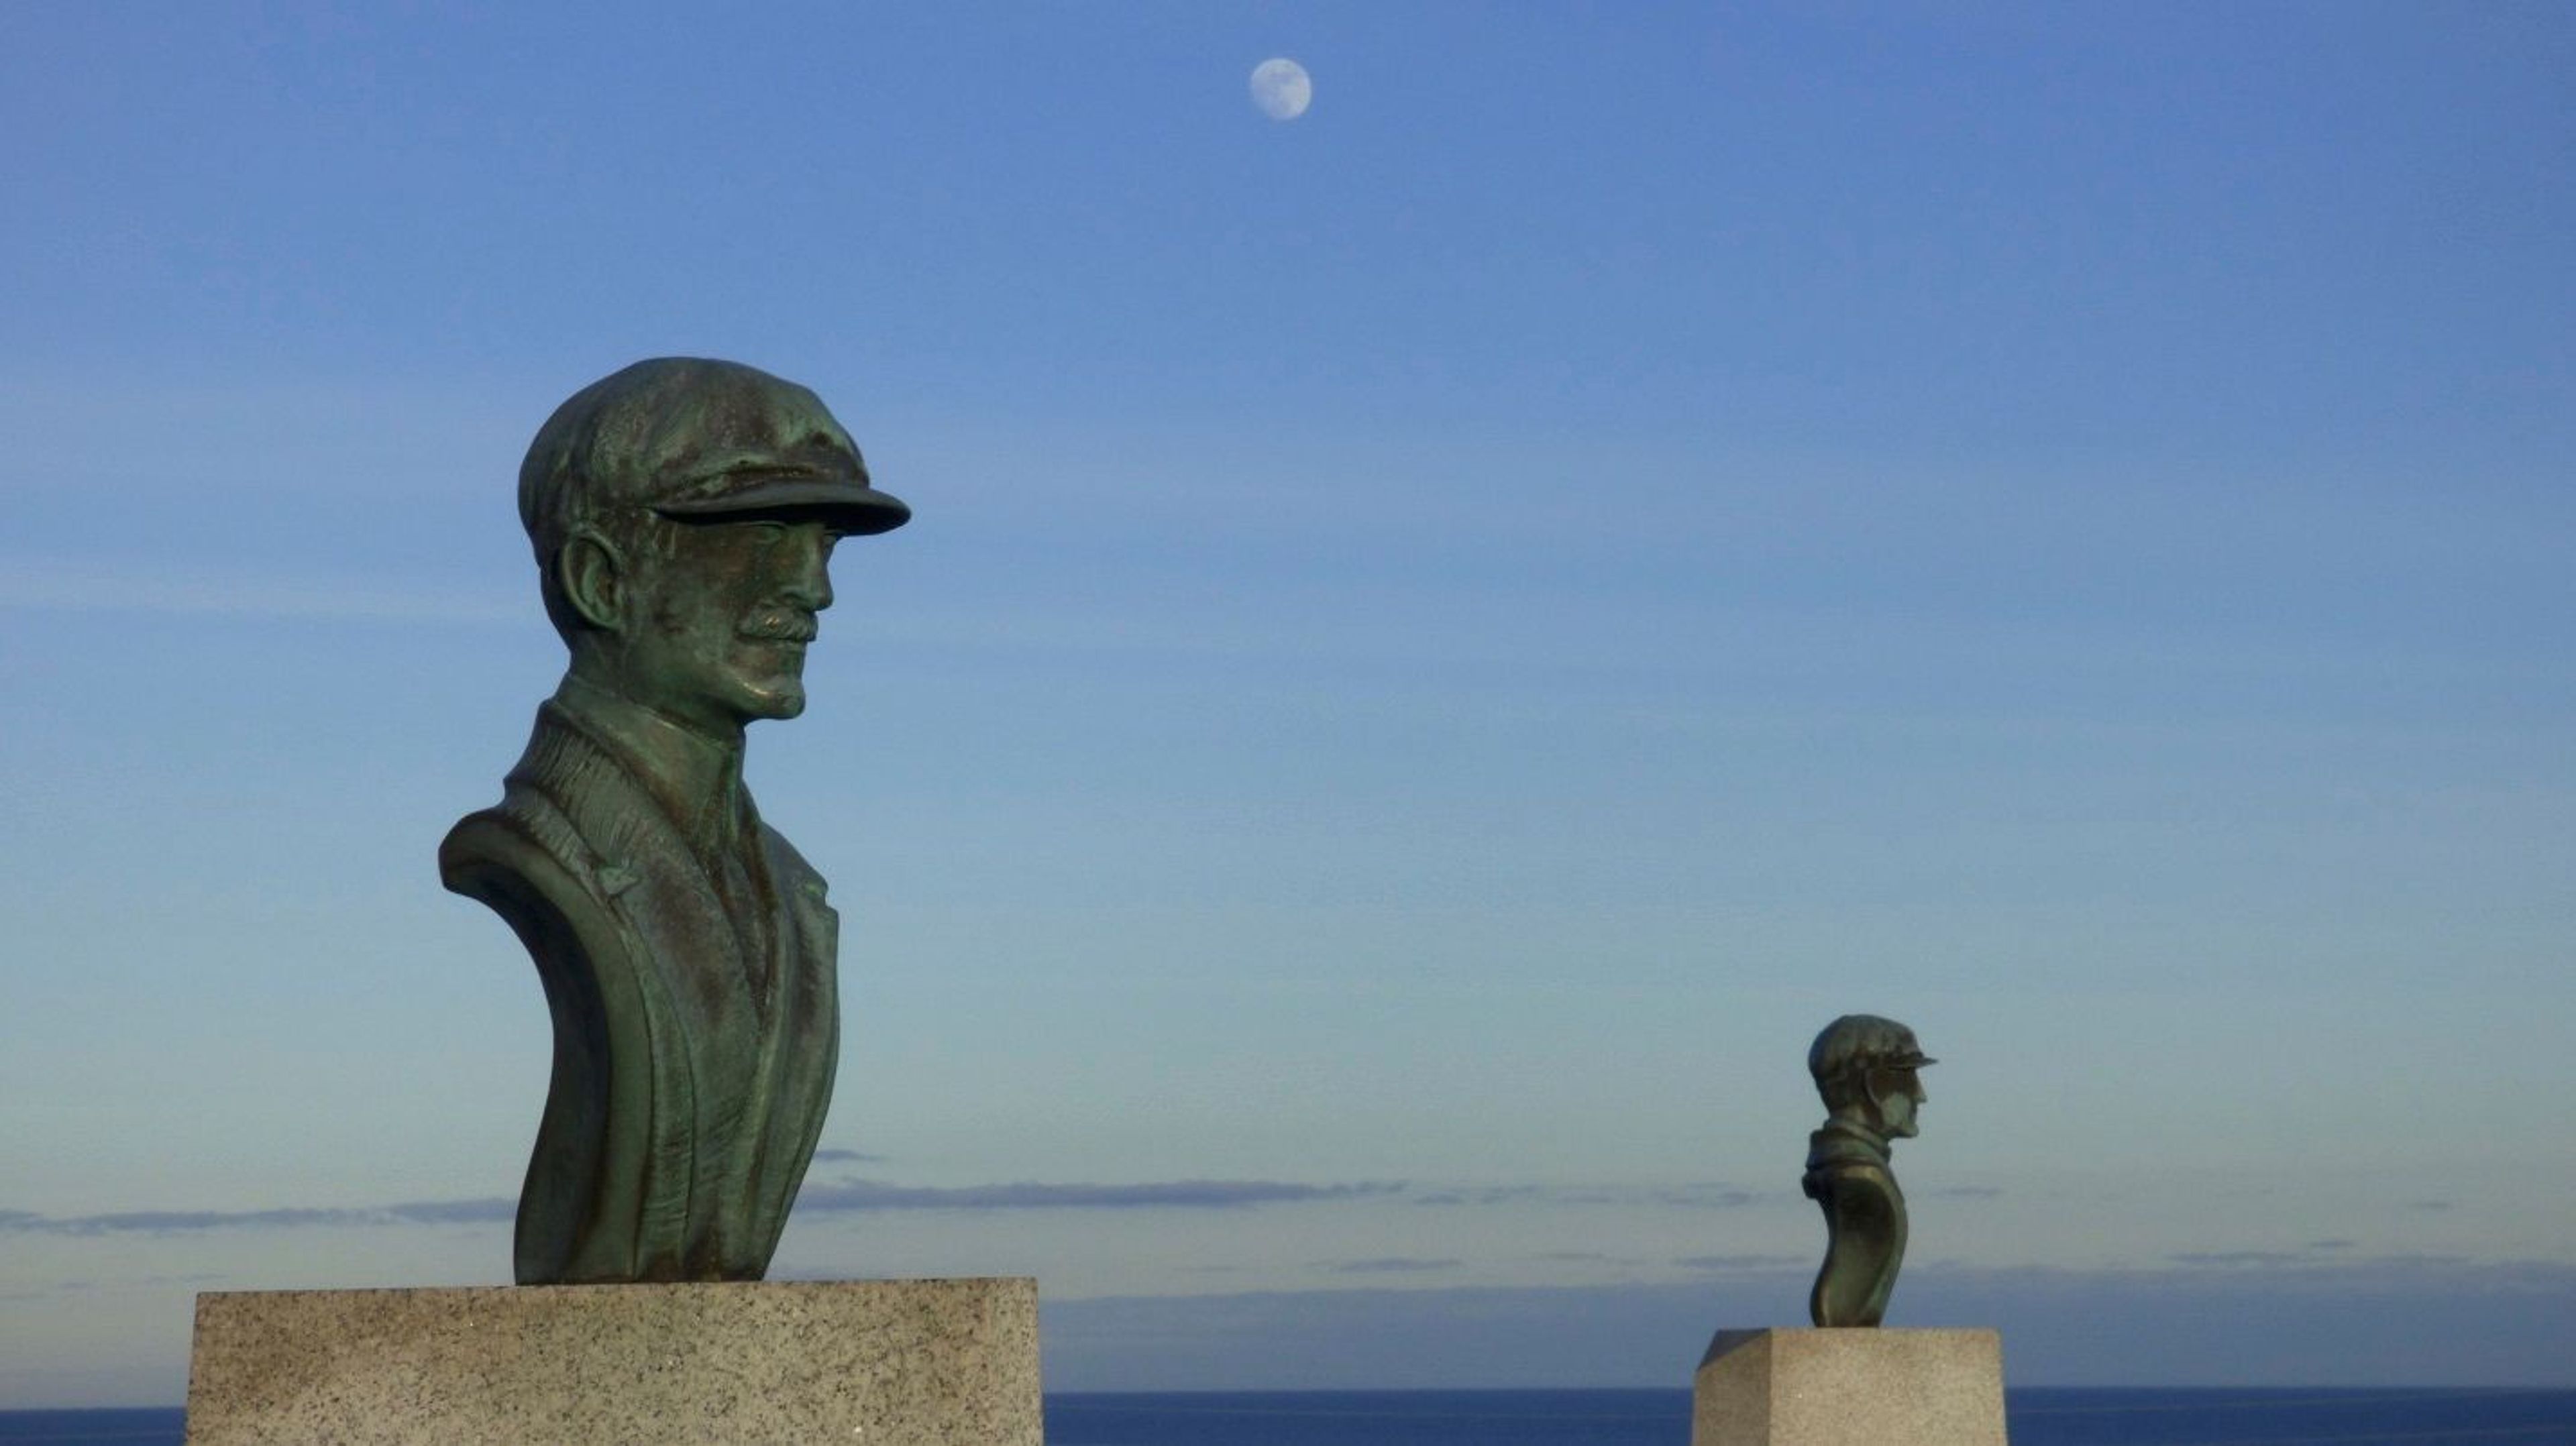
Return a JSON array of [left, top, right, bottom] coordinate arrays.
[[440, 358, 908, 1284], [1801, 1013, 1933, 1327]]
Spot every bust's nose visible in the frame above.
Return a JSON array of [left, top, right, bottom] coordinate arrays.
[[777, 525, 835, 612]]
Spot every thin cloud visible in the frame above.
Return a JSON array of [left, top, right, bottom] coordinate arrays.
[[1675, 1253, 1803, 1272], [1410, 1183, 1768, 1209], [1322, 1258, 1462, 1275], [808, 1148, 885, 1164], [1409, 1186, 1540, 1207], [2161, 1244, 2470, 1272], [0, 1198, 514, 1235], [2, 1180, 1393, 1234], [0, 1270, 223, 1302], [2168, 1249, 2311, 1268], [794, 1179, 1401, 1213]]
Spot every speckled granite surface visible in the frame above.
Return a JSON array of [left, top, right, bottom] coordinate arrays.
[[183, 1277, 1042, 1445], [1693, 1327, 2006, 1445]]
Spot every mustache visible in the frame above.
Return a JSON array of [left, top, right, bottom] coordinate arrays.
[[736, 610, 819, 643]]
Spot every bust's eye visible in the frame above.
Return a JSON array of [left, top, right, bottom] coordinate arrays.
[[747, 521, 788, 544]]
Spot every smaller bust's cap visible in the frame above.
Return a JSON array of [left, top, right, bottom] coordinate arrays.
[[1807, 1014, 1935, 1083]]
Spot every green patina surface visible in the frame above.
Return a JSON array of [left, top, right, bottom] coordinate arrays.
[[1801, 1013, 1933, 1328], [439, 359, 908, 1284]]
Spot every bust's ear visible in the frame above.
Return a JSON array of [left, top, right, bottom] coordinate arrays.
[[558, 526, 627, 632]]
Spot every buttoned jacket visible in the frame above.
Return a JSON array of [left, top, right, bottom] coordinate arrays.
[[1803, 1117, 1907, 1327], [441, 681, 839, 1284]]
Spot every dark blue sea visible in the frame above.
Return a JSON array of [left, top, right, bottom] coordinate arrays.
[[5, 1388, 2574, 1443]]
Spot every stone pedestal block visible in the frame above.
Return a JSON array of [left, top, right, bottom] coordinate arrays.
[[1693, 1327, 2006, 1446], [184, 1277, 1042, 1445]]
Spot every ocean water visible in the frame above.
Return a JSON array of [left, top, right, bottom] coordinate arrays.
[[4, 1388, 2573, 1443]]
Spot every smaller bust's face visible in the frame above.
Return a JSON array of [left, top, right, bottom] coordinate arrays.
[[1872, 1066, 1926, 1139], [618, 517, 839, 736]]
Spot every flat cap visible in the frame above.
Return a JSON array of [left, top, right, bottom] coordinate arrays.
[[520, 357, 910, 558], [1808, 1014, 1936, 1083]]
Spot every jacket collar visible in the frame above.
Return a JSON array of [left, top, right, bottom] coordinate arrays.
[[1810, 1115, 1892, 1167], [551, 673, 755, 853]]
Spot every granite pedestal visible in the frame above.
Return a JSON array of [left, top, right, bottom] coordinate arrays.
[[1693, 1327, 2006, 1445], [184, 1277, 1042, 1445]]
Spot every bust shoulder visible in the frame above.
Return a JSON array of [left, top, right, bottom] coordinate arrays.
[[438, 796, 634, 987]]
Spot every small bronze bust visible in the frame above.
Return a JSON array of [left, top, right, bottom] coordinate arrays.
[[439, 358, 908, 1285], [1801, 1014, 1933, 1327]]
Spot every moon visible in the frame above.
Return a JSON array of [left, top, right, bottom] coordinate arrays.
[[1249, 58, 1311, 121]]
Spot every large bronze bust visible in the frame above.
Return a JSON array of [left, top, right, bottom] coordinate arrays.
[[440, 358, 908, 1284], [1801, 1013, 1933, 1327]]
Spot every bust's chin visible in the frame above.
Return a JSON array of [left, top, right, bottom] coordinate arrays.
[[739, 676, 807, 722], [727, 641, 812, 723]]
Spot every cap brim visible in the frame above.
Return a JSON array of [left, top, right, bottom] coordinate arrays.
[[655, 476, 911, 535]]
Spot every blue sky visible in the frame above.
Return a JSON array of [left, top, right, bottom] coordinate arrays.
[[3, 1, 2572, 1408]]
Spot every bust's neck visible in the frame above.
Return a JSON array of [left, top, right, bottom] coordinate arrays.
[[553, 671, 751, 840], [1816, 1112, 1892, 1162]]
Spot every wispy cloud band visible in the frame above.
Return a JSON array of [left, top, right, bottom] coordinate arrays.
[[0, 1179, 1400, 1235], [796, 1179, 1401, 1213], [0, 1198, 515, 1236], [1410, 1183, 1770, 1209]]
